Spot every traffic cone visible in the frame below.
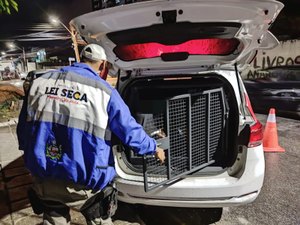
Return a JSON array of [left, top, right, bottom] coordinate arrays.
[[263, 108, 285, 152]]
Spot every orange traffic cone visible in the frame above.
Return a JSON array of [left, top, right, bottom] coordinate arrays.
[[263, 108, 285, 152]]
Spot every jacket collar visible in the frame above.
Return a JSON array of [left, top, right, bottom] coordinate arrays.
[[71, 62, 99, 77]]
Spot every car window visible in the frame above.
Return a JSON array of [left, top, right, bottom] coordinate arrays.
[[285, 70, 300, 81], [256, 71, 279, 82], [258, 67, 300, 82], [271, 69, 300, 81]]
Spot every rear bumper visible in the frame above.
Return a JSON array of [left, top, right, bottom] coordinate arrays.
[[115, 146, 265, 208], [117, 190, 260, 208]]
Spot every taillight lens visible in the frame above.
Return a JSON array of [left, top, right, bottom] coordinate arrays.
[[245, 93, 263, 148], [249, 120, 263, 148]]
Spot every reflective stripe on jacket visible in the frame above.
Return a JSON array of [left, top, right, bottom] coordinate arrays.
[[17, 63, 156, 191]]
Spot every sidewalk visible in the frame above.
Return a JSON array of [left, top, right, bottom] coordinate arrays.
[[0, 121, 139, 225], [0, 121, 87, 225]]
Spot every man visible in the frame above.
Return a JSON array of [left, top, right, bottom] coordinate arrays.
[[17, 44, 165, 225]]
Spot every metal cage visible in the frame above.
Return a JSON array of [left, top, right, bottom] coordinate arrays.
[[143, 88, 226, 191]]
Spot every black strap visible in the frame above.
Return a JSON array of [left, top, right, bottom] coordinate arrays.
[[80, 185, 117, 220]]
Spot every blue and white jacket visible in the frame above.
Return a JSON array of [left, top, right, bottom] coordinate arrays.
[[17, 63, 156, 191]]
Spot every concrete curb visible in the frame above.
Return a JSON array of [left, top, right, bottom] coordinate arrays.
[[0, 118, 18, 127]]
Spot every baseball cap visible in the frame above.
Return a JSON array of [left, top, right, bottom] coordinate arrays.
[[80, 44, 107, 61]]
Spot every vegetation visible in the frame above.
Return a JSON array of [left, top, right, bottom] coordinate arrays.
[[0, 0, 18, 14], [0, 85, 24, 122], [0, 96, 22, 122]]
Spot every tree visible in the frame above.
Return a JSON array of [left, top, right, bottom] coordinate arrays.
[[0, 0, 18, 14]]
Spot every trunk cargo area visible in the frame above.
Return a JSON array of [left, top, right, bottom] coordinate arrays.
[[118, 74, 239, 190]]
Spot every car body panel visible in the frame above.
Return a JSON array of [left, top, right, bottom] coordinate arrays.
[[115, 145, 265, 207], [70, 0, 283, 71], [113, 70, 262, 207], [69, 0, 279, 207]]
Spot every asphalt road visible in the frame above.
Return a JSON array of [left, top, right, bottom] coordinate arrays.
[[0, 114, 299, 225], [113, 114, 300, 225]]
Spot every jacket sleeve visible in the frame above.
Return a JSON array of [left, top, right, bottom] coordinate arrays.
[[107, 89, 156, 155]]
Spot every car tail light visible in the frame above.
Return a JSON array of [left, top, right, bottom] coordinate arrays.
[[245, 93, 263, 148], [248, 120, 263, 148], [114, 38, 240, 61]]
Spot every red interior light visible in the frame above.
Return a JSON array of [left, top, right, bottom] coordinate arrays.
[[114, 38, 239, 61]]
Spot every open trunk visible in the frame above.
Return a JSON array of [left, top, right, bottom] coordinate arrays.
[[71, 0, 283, 73], [116, 73, 240, 191]]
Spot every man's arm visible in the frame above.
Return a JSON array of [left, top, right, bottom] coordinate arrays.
[[107, 89, 165, 163]]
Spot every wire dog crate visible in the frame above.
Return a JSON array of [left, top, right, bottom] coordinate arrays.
[[143, 88, 226, 192]]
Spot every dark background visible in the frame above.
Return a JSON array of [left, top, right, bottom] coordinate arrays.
[[0, 0, 92, 56], [0, 0, 299, 56]]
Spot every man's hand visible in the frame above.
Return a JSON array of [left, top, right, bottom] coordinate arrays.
[[155, 147, 165, 165]]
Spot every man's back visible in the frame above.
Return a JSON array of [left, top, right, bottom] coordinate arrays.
[[18, 64, 116, 190], [16, 44, 163, 225]]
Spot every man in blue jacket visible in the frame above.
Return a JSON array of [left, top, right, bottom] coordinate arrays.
[[17, 44, 165, 225]]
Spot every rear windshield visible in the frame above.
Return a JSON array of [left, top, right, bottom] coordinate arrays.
[[107, 22, 242, 61]]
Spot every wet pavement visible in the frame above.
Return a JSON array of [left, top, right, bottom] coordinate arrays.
[[0, 114, 299, 225]]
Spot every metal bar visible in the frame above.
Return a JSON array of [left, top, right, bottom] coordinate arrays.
[[145, 160, 215, 192], [166, 99, 171, 180], [143, 155, 149, 192], [188, 95, 192, 170], [207, 92, 210, 163], [143, 88, 225, 192]]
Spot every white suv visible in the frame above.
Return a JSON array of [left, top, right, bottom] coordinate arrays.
[[70, 0, 283, 207]]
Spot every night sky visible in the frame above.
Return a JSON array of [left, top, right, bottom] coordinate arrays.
[[0, 0, 299, 57], [0, 0, 92, 32], [0, 0, 92, 55]]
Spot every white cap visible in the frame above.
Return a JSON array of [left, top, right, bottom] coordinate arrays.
[[80, 44, 107, 61]]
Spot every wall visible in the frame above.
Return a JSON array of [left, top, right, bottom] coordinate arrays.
[[241, 39, 300, 79], [27, 62, 36, 73], [0, 62, 14, 71]]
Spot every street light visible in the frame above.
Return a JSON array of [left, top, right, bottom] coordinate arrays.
[[49, 16, 80, 62], [1, 51, 5, 56], [7, 42, 27, 72], [49, 16, 72, 35]]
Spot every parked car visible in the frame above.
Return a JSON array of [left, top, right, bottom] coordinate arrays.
[[1, 67, 18, 80], [70, 0, 283, 208], [244, 65, 300, 119], [19, 72, 28, 80]]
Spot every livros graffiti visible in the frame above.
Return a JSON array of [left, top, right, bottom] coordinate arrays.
[[246, 52, 300, 79], [254, 52, 300, 69], [244, 40, 300, 79]]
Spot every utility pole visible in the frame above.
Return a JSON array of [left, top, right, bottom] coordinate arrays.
[[22, 47, 27, 72], [7, 43, 27, 72], [50, 17, 80, 62]]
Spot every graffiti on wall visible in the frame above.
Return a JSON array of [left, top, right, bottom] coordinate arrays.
[[246, 52, 300, 79]]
